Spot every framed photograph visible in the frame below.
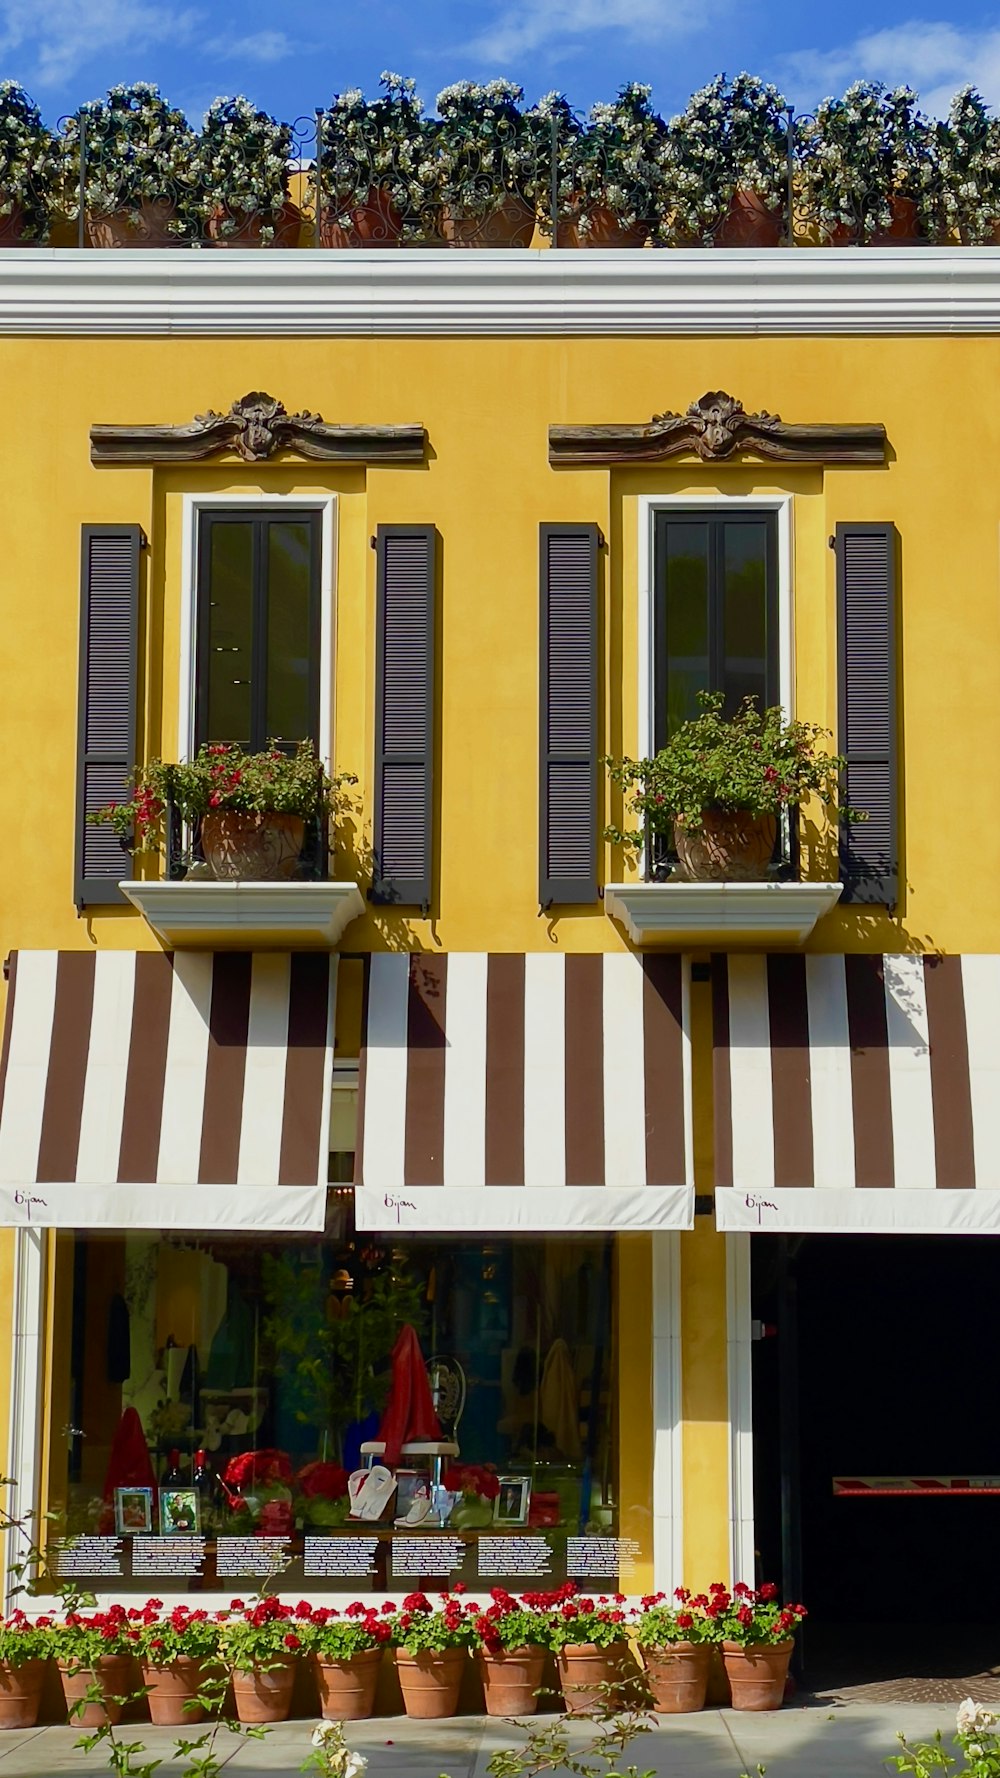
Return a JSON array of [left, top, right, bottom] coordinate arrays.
[[158, 1487, 200, 1535], [493, 1476, 531, 1525], [114, 1487, 153, 1535]]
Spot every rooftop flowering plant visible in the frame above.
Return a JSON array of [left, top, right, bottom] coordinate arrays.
[[297, 1601, 392, 1660], [389, 1590, 476, 1654], [314, 73, 432, 239], [661, 74, 788, 243], [535, 1582, 631, 1652], [130, 1600, 221, 1664], [191, 96, 293, 238], [933, 88, 1000, 244], [59, 83, 198, 232], [53, 1604, 142, 1663], [466, 1587, 554, 1655], [88, 740, 353, 852], [541, 83, 668, 238], [216, 1595, 311, 1673], [604, 692, 857, 846], [0, 1609, 55, 1666], [634, 1588, 715, 1647], [797, 81, 939, 241], [431, 80, 544, 224], [0, 83, 55, 239], [708, 1581, 806, 1647]]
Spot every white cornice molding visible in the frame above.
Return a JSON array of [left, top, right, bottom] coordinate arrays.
[[3, 246, 1000, 335]]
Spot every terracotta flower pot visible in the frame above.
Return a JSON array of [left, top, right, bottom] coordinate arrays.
[[321, 187, 403, 247], [721, 1639, 793, 1710], [206, 202, 301, 247], [0, 205, 31, 247], [394, 1647, 466, 1719], [140, 1657, 214, 1726], [58, 1656, 135, 1728], [562, 205, 647, 248], [440, 193, 535, 247], [715, 188, 783, 247], [231, 1660, 296, 1724], [556, 1643, 622, 1714], [642, 1642, 711, 1713], [0, 1659, 46, 1729], [829, 195, 923, 247], [200, 810, 305, 880], [86, 199, 182, 247], [674, 810, 777, 882], [477, 1646, 546, 1716], [313, 1646, 382, 1721]]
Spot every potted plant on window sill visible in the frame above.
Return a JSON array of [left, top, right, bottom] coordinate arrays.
[[88, 740, 356, 883], [604, 692, 860, 883]]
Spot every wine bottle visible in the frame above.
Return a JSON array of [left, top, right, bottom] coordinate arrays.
[[192, 1448, 218, 1532], [162, 1447, 185, 1486]]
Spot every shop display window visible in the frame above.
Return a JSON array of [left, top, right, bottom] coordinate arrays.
[[43, 1203, 652, 1595]]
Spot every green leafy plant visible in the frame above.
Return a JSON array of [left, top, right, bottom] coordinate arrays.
[[0, 1608, 55, 1664], [298, 1601, 392, 1659], [934, 88, 1000, 244], [604, 692, 857, 850], [661, 73, 788, 243], [439, 1690, 657, 1778], [540, 1583, 631, 1652], [466, 1587, 554, 1654], [59, 82, 198, 234], [303, 1719, 369, 1778], [542, 83, 668, 239], [707, 1581, 806, 1646], [389, 1591, 476, 1654], [191, 97, 293, 239], [797, 81, 939, 241], [0, 83, 55, 239], [633, 1587, 715, 1647], [431, 80, 543, 229], [314, 73, 432, 240], [131, 1602, 221, 1665], [891, 1700, 1000, 1778], [217, 1595, 310, 1674]]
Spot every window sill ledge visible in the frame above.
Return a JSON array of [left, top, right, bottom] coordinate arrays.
[[120, 880, 365, 950], [603, 880, 844, 948]]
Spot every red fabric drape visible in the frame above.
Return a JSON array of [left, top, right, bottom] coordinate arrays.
[[377, 1325, 441, 1466]]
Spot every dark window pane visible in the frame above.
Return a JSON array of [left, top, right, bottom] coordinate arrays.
[[265, 522, 314, 742], [659, 522, 709, 740], [205, 522, 253, 744], [722, 522, 768, 714]]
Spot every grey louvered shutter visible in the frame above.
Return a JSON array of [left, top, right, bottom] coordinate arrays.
[[75, 525, 143, 910], [373, 525, 436, 908], [836, 521, 898, 907], [540, 523, 599, 905]]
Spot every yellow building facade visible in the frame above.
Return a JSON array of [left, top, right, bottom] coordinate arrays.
[[0, 248, 997, 1667]]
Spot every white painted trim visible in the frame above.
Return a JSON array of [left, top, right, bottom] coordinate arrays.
[[651, 1229, 684, 1595], [6, 1229, 45, 1613], [120, 879, 364, 949], [726, 1232, 755, 1588], [637, 495, 795, 760], [5, 249, 1000, 334], [604, 880, 842, 947], [178, 493, 336, 765]]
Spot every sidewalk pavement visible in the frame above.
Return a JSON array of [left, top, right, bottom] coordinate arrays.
[[0, 1703, 961, 1777]]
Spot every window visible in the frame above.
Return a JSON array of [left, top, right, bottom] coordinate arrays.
[[196, 510, 322, 751], [653, 508, 779, 746]]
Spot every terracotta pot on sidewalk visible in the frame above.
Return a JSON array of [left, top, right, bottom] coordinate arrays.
[[140, 1657, 214, 1726], [231, 1660, 296, 1724], [0, 1660, 46, 1728], [722, 1639, 794, 1710], [313, 1646, 382, 1721], [477, 1646, 546, 1716], [643, 1641, 711, 1713], [556, 1643, 622, 1714], [394, 1648, 465, 1719], [58, 1656, 136, 1728]]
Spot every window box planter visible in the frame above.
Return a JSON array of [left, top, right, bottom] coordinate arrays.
[[120, 880, 364, 950]]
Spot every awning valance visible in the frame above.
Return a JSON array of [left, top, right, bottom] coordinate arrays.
[[355, 952, 693, 1232], [713, 952, 1000, 1234], [0, 950, 335, 1229]]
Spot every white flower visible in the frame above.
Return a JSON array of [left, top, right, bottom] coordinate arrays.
[[956, 1698, 997, 1733]]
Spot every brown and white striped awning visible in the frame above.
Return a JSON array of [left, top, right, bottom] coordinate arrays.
[[355, 952, 693, 1232], [0, 950, 335, 1229], [713, 953, 1000, 1233]]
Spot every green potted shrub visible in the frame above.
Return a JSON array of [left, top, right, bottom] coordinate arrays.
[[604, 692, 855, 883], [314, 73, 430, 245], [432, 80, 539, 246], [543, 83, 668, 246], [633, 1588, 714, 1713], [217, 1596, 308, 1724], [544, 1583, 631, 1715], [0, 1611, 54, 1729], [53, 1606, 140, 1728], [389, 1590, 475, 1719], [88, 740, 354, 882], [133, 1601, 222, 1726], [60, 82, 197, 246], [934, 86, 1000, 243], [709, 1581, 806, 1710], [299, 1602, 390, 1721], [0, 83, 55, 244], [661, 74, 789, 246], [468, 1587, 553, 1717], [797, 81, 938, 244], [193, 97, 298, 246]]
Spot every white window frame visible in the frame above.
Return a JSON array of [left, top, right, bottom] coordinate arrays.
[[178, 493, 337, 764]]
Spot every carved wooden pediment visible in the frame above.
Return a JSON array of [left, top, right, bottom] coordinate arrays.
[[91, 391, 426, 465], [549, 390, 886, 466]]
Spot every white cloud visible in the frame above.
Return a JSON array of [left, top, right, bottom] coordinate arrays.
[[203, 28, 295, 64], [460, 0, 714, 63], [0, 0, 200, 89], [781, 21, 1000, 117]]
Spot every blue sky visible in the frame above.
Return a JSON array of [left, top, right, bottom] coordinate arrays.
[[5, 0, 1000, 125]]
